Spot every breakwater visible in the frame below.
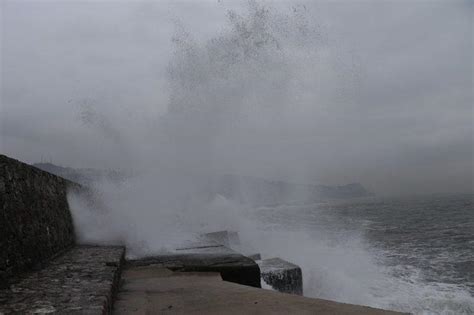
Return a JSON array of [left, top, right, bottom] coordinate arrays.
[[0, 154, 403, 314]]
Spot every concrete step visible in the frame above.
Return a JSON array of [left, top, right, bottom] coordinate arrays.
[[0, 245, 125, 314], [127, 239, 261, 288]]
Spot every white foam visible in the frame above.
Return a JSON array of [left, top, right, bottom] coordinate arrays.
[[242, 204, 474, 315]]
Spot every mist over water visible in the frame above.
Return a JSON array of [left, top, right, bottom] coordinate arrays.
[[62, 2, 473, 314]]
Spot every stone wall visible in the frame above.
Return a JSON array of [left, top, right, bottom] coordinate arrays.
[[0, 155, 78, 286]]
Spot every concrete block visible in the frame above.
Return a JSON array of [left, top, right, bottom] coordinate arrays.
[[128, 239, 261, 288], [258, 257, 303, 295]]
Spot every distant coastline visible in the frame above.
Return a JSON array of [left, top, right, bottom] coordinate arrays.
[[33, 162, 372, 204]]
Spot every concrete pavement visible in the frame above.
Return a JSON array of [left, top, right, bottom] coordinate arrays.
[[114, 265, 405, 315]]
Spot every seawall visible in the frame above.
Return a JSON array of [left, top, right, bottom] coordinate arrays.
[[0, 154, 404, 314], [0, 155, 78, 285]]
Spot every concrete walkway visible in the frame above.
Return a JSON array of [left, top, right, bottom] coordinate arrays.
[[114, 265, 405, 315], [0, 246, 124, 314]]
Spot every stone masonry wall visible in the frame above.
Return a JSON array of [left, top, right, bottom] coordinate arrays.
[[0, 155, 78, 286]]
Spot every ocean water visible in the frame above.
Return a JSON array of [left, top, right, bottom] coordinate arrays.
[[251, 194, 474, 314]]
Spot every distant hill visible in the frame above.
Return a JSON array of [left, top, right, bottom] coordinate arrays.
[[33, 163, 372, 204], [214, 174, 372, 206]]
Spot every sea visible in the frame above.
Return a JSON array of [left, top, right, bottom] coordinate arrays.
[[251, 193, 473, 315]]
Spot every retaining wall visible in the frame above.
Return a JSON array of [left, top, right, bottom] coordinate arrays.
[[0, 155, 78, 286]]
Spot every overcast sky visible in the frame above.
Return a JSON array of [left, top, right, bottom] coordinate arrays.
[[1, 0, 472, 195]]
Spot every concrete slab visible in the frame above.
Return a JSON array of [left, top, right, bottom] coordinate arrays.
[[0, 245, 125, 314], [113, 265, 406, 315], [258, 257, 303, 295], [128, 240, 261, 288]]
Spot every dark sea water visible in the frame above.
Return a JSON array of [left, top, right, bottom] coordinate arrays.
[[253, 194, 474, 314]]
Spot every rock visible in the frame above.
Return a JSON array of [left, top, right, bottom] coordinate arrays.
[[258, 258, 303, 295]]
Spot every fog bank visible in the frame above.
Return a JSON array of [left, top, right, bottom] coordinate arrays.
[[1, 0, 472, 195]]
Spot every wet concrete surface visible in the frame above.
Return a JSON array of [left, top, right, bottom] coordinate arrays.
[[114, 265, 406, 315], [0, 246, 124, 314]]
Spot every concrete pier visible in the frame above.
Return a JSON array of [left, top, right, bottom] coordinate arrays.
[[114, 265, 405, 315]]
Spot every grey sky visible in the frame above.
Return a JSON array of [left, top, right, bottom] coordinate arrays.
[[1, 0, 472, 194]]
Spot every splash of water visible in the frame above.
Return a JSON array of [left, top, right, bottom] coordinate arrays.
[[67, 2, 472, 314], [70, 0, 336, 254]]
